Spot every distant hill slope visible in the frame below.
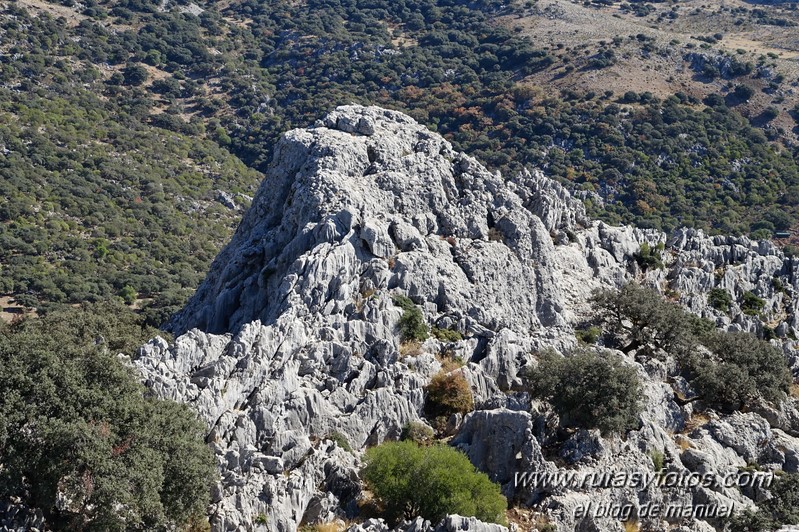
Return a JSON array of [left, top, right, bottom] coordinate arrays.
[[498, 0, 799, 134], [1, 0, 798, 315]]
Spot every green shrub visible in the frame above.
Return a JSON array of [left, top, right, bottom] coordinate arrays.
[[651, 450, 665, 472], [122, 64, 148, 86], [0, 304, 216, 530], [524, 349, 642, 435], [401, 421, 435, 445], [634, 242, 664, 270], [362, 441, 507, 525], [688, 331, 791, 412], [432, 327, 463, 342], [575, 326, 602, 345], [733, 84, 754, 100], [424, 371, 474, 421], [708, 288, 733, 312], [728, 473, 799, 531], [762, 106, 780, 122], [327, 431, 352, 453], [393, 295, 429, 342], [741, 291, 765, 316], [119, 285, 137, 305]]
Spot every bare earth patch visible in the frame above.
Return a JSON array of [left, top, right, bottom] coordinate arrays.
[[495, 0, 799, 139], [0, 296, 36, 324]]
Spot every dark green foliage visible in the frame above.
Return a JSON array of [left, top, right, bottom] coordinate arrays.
[[691, 331, 791, 412], [708, 287, 733, 312], [634, 242, 664, 270], [122, 64, 148, 86], [734, 84, 754, 101], [588, 49, 617, 69], [424, 371, 474, 421], [575, 326, 602, 344], [362, 441, 507, 525], [0, 304, 216, 530], [762, 106, 780, 122], [432, 327, 463, 342], [622, 91, 640, 103], [393, 294, 429, 342], [742, 291, 766, 315], [704, 93, 726, 106], [728, 473, 799, 531], [592, 283, 710, 360], [0, 4, 260, 314], [593, 283, 791, 413], [524, 349, 643, 435]]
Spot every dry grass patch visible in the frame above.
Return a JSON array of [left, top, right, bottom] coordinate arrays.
[[504, 508, 558, 532], [399, 340, 423, 358], [623, 520, 641, 532], [675, 435, 694, 451], [683, 412, 711, 433]]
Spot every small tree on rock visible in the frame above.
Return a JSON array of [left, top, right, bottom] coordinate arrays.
[[524, 349, 643, 435]]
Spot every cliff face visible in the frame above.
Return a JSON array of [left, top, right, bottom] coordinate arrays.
[[136, 106, 799, 531]]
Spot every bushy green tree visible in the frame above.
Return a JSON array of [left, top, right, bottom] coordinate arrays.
[[524, 349, 642, 435], [762, 106, 780, 122], [733, 84, 754, 101], [708, 288, 733, 312], [634, 242, 664, 270], [592, 283, 791, 413], [729, 473, 799, 531], [592, 283, 711, 360], [119, 285, 137, 305], [122, 64, 148, 86], [362, 441, 506, 525], [741, 291, 766, 316], [690, 332, 791, 412], [0, 304, 216, 530]]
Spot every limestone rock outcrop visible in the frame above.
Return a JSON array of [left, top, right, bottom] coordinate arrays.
[[132, 106, 799, 532]]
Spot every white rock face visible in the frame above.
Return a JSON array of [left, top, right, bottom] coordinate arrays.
[[133, 106, 799, 532]]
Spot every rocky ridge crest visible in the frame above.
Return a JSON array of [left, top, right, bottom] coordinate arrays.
[[135, 106, 799, 532]]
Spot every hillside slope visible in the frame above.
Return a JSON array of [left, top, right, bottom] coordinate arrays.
[[3, 0, 799, 316]]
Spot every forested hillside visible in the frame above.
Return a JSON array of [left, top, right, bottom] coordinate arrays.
[[2, 0, 798, 315]]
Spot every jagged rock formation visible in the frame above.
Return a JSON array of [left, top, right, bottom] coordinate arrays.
[[135, 106, 799, 532]]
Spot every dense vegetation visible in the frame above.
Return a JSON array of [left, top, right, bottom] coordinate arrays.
[[0, 303, 216, 530], [362, 441, 507, 525], [0, 2, 261, 320], [1, 0, 799, 312], [729, 473, 799, 531], [592, 283, 791, 412], [524, 349, 643, 434]]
